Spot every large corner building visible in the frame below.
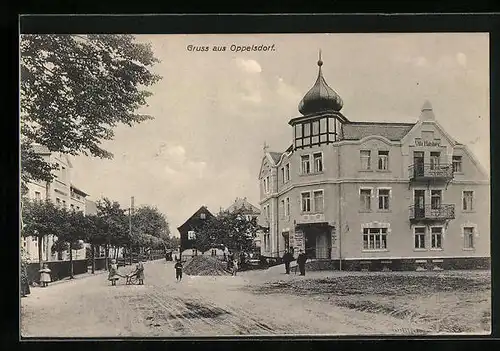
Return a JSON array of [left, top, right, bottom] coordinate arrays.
[[258, 54, 490, 270]]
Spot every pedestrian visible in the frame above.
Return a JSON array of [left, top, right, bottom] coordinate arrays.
[[136, 261, 145, 285], [282, 249, 294, 274], [232, 257, 239, 276], [39, 263, 52, 287], [297, 249, 307, 276], [174, 259, 183, 282], [21, 260, 31, 297], [108, 259, 120, 286]]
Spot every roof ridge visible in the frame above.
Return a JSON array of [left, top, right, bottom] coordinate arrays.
[[348, 121, 415, 126]]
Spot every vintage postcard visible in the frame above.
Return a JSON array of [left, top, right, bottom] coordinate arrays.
[[20, 32, 490, 338]]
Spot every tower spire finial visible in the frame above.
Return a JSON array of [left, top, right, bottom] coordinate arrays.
[[318, 49, 323, 67]]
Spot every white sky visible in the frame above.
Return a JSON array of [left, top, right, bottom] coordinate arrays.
[[69, 33, 490, 237]]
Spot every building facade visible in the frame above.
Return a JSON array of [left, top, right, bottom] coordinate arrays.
[[225, 197, 262, 249], [258, 55, 490, 270], [22, 145, 88, 262], [178, 206, 214, 259]]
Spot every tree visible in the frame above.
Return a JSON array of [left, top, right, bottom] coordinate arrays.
[[131, 205, 171, 252], [83, 214, 107, 274], [196, 208, 259, 254], [21, 199, 66, 268], [20, 34, 162, 184], [95, 198, 128, 268], [194, 215, 221, 253], [51, 209, 86, 278]]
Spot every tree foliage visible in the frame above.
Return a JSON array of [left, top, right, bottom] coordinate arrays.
[[21, 199, 66, 265], [20, 34, 162, 183], [95, 197, 129, 246], [195, 208, 259, 254]]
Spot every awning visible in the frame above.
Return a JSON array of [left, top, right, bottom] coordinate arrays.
[[295, 222, 332, 229]]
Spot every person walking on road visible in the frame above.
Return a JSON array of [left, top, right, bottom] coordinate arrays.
[[108, 259, 120, 286], [297, 249, 307, 276], [174, 260, 183, 282], [282, 249, 294, 274], [39, 263, 52, 287]]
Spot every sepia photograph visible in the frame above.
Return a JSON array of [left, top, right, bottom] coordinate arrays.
[[19, 32, 491, 338]]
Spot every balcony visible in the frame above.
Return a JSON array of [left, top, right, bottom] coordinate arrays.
[[409, 204, 455, 221], [408, 163, 453, 182]]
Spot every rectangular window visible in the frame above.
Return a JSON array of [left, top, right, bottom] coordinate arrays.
[[378, 151, 389, 170], [295, 124, 302, 138], [301, 155, 311, 174], [34, 191, 41, 200], [188, 231, 196, 240], [285, 164, 290, 182], [281, 167, 285, 183], [430, 152, 440, 170], [320, 119, 327, 133], [301, 192, 311, 212], [362, 228, 388, 250], [431, 227, 443, 249], [263, 176, 270, 193], [304, 123, 311, 137], [414, 227, 426, 249], [200, 213, 206, 220], [463, 191, 474, 211], [378, 189, 390, 210], [312, 121, 320, 135], [280, 199, 285, 218], [266, 205, 270, 220], [431, 190, 442, 209], [313, 153, 323, 173], [452, 156, 463, 173], [360, 189, 372, 211], [285, 197, 290, 216], [313, 190, 324, 213], [464, 227, 474, 249], [360, 150, 371, 170]]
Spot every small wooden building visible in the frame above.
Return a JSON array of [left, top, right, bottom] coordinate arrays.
[[177, 206, 214, 254]]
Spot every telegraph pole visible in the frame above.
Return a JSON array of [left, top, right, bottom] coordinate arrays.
[[129, 196, 134, 265]]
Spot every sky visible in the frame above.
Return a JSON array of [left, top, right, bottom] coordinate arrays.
[[69, 33, 490, 237]]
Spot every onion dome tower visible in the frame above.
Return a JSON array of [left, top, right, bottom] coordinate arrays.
[[289, 50, 349, 150], [298, 51, 344, 115]]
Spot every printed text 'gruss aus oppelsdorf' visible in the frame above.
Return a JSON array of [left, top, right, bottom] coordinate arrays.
[[186, 44, 276, 52]]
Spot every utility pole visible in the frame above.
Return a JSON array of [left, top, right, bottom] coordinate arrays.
[[129, 196, 134, 265]]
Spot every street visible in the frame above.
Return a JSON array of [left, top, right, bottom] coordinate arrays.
[[21, 260, 486, 337]]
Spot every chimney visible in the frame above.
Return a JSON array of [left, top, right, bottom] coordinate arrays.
[[419, 100, 435, 122]]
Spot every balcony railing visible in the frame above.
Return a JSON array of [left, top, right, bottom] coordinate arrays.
[[408, 163, 453, 181], [409, 204, 455, 221]]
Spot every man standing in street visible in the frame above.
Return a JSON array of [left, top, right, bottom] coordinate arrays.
[[282, 249, 294, 274], [297, 249, 307, 276]]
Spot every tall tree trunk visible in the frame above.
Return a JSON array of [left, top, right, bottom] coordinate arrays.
[[91, 244, 95, 274], [114, 246, 119, 260], [69, 243, 74, 279], [38, 235, 43, 269], [105, 244, 109, 271]]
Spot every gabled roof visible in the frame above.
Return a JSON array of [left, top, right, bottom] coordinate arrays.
[[268, 152, 283, 164], [225, 197, 260, 215], [343, 122, 415, 141], [177, 206, 214, 231]]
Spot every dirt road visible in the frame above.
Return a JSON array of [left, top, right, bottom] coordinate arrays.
[[21, 260, 481, 337]]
